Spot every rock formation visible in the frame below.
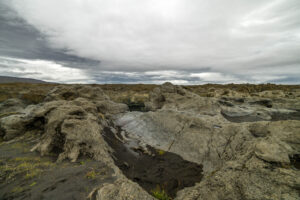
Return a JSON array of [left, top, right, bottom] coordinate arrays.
[[0, 83, 299, 200]]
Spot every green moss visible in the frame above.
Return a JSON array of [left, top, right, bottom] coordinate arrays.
[[80, 161, 85, 165], [151, 187, 172, 200], [25, 168, 43, 179], [0, 156, 54, 181], [11, 186, 24, 193], [86, 170, 97, 179], [30, 181, 37, 187], [85, 168, 106, 179], [157, 149, 166, 156]]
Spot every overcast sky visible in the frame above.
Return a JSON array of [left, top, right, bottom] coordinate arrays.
[[0, 0, 299, 84]]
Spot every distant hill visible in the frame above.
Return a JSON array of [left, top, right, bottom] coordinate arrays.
[[0, 76, 47, 84]]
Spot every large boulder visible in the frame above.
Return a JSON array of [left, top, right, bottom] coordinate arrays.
[[0, 114, 27, 140], [95, 100, 129, 115], [145, 82, 187, 111], [145, 82, 220, 115], [31, 99, 112, 163], [0, 105, 39, 140]]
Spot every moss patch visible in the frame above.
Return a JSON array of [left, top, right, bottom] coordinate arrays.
[[11, 186, 25, 194], [85, 167, 109, 179], [9, 142, 31, 152], [151, 187, 172, 200], [0, 156, 54, 182], [157, 149, 166, 156]]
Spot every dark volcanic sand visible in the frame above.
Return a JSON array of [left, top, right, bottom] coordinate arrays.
[[0, 136, 115, 200], [103, 126, 203, 198]]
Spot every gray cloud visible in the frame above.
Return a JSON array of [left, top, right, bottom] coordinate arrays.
[[0, 3, 100, 69], [0, 0, 299, 84]]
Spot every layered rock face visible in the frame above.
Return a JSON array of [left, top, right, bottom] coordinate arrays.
[[0, 83, 299, 200]]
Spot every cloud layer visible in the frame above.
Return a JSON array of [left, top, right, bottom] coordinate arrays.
[[1, 0, 300, 84]]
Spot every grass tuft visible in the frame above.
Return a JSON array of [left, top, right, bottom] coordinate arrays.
[[86, 170, 97, 179], [0, 156, 54, 181], [30, 181, 37, 187], [151, 186, 172, 200], [157, 149, 166, 156], [11, 186, 24, 193]]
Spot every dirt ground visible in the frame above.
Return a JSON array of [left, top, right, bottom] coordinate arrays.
[[0, 133, 115, 200]]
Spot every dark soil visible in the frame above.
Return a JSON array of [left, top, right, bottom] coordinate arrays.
[[127, 102, 147, 112], [103, 126, 203, 198], [0, 135, 115, 200], [28, 161, 114, 200]]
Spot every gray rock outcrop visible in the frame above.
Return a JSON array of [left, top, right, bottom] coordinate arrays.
[[0, 85, 129, 164], [1, 83, 299, 200], [115, 83, 300, 200], [96, 179, 155, 200]]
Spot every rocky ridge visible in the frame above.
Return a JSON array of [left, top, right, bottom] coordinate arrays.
[[0, 83, 299, 200]]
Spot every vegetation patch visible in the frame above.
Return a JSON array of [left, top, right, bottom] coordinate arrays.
[[152, 186, 172, 200], [86, 169, 97, 179], [9, 142, 31, 152], [157, 149, 166, 156], [0, 156, 54, 182], [11, 186, 24, 194], [30, 181, 37, 187], [85, 168, 108, 179], [0, 83, 55, 103]]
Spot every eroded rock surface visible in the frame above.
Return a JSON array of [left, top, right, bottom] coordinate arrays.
[[96, 179, 156, 200], [0, 98, 25, 114], [0, 83, 299, 200], [114, 83, 300, 199]]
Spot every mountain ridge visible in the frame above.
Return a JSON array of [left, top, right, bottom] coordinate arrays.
[[0, 76, 47, 83]]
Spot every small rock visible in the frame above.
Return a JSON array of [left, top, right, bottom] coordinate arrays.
[[255, 141, 290, 164], [249, 123, 269, 137]]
